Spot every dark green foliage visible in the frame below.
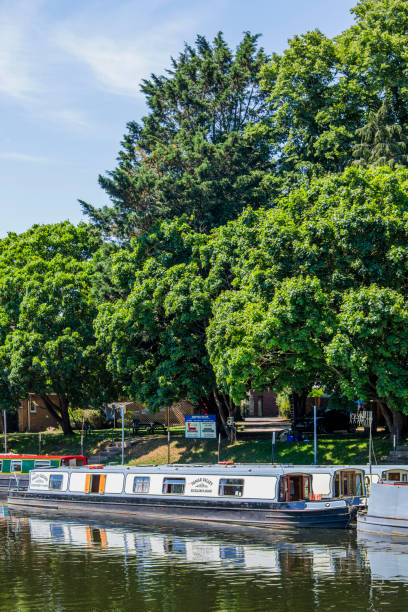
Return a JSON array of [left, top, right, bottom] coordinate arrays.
[[353, 99, 408, 167], [81, 32, 271, 239]]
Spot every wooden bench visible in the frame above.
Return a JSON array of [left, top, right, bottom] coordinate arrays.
[[132, 421, 167, 436]]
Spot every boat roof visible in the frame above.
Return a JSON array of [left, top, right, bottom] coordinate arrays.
[[33, 462, 372, 477], [0, 454, 86, 460]]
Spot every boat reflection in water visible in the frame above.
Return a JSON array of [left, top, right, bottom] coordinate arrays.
[[11, 511, 408, 583], [358, 532, 408, 582], [0, 507, 373, 578]]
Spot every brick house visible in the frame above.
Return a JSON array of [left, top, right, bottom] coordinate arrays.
[[243, 391, 280, 418], [17, 394, 60, 432], [15, 396, 197, 433]]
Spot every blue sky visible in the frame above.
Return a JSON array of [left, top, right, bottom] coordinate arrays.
[[0, 0, 357, 237]]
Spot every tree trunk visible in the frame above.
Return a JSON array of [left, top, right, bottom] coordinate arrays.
[[379, 401, 408, 440], [40, 394, 74, 435], [212, 389, 229, 435], [291, 391, 308, 425]]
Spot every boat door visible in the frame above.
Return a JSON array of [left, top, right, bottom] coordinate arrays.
[[84, 473, 106, 494], [280, 474, 311, 501], [334, 470, 364, 497]]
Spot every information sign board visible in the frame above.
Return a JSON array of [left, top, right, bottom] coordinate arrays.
[[185, 415, 217, 439]]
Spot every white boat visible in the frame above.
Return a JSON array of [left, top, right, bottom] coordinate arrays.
[[358, 481, 408, 536], [8, 463, 356, 529]]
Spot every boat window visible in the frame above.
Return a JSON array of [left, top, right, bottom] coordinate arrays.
[[49, 475, 64, 490], [133, 477, 150, 493], [280, 475, 311, 502], [11, 461, 22, 473], [0, 461, 2, 472], [218, 478, 244, 497], [334, 470, 363, 496], [50, 524, 64, 539], [85, 474, 106, 494], [162, 478, 185, 495], [65, 458, 84, 467], [35, 460, 51, 468], [164, 538, 186, 554], [382, 470, 408, 482]]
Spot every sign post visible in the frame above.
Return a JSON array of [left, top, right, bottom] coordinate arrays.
[[350, 410, 373, 475], [167, 428, 171, 464], [313, 405, 317, 465], [2, 410, 7, 454], [120, 406, 125, 465], [271, 431, 276, 463]]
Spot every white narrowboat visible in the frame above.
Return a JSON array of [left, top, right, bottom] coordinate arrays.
[[8, 463, 356, 529]]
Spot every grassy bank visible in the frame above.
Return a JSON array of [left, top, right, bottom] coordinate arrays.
[[125, 434, 393, 466], [1, 430, 395, 465]]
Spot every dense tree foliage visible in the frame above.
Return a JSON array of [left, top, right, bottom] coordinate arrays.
[[205, 166, 408, 435], [253, 0, 408, 195], [81, 32, 271, 239], [93, 219, 238, 429], [5, 1, 408, 438], [0, 223, 115, 434]]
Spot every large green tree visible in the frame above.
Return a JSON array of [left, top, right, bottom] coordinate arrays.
[[253, 0, 408, 195], [206, 166, 408, 436], [81, 32, 271, 239], [0, 223, 115, 434], [326, 285, 408, 435]]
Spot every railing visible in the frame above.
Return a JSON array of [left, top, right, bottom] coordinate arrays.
[[7, 475, 29, 493]]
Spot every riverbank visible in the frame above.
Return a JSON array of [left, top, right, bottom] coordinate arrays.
[[0, 430, 394, 465]]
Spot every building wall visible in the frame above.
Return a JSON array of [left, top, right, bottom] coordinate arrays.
[[247, 391, 279, 418], [18, 395, 60, 432]]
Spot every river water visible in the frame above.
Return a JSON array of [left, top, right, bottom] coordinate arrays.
[[0, 506, 408, 612]]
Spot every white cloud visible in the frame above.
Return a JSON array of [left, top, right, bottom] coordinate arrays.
[[57, 35, 149, 97], [0, 0, 40, 100], [0, 151, 50, 163], [0, 0, 91, 128], [55, 1, 221, 98]]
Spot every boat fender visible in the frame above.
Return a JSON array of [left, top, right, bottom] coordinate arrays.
[[218, 461, 234, 465]]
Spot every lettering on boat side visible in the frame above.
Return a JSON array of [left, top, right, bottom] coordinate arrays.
[[190, 477, 214, 494]]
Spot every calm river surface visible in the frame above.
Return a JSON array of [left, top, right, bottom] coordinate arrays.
[[0, 506, 408, 612]]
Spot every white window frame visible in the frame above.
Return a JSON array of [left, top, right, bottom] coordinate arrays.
[[162, 478, 186, 495], [49, 474, 64, 490], [11, 460, 22, 473], [133, 476, 150, 493], [34, 460, 51, 468]]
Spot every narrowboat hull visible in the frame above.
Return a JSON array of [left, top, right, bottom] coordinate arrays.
[[357, 512, 408, 536], [357, 482, 408, 536], [7, 490, 351, 529]]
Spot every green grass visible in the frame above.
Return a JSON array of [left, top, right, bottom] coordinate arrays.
[[1, 429, 133, 456], [125, 434, 394, 466], [1, 430, 394, 466]]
